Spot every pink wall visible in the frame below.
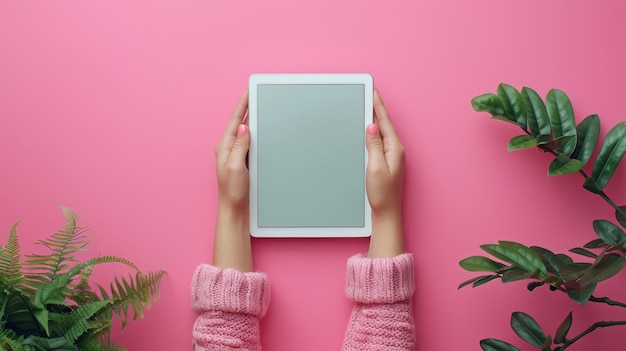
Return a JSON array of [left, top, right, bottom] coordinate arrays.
[[1, 1, 625, 350]]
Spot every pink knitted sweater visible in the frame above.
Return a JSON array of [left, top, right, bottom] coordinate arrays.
[[191, 253, 415, 350]]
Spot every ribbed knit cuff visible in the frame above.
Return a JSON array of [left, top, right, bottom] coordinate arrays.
[[345, 253, 415, 304], [191, 264, 270, 317]]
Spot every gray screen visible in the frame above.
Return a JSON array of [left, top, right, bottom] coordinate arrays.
[[257, 84, 365, 227]]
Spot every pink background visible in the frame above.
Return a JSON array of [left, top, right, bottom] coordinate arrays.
[[1, 1, 625, 350]]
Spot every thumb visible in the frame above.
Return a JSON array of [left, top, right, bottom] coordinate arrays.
[[365, 123, 386, 170], [227, 124, 250, 167]]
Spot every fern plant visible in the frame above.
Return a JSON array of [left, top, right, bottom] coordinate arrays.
[[459, 84, 626, 351], [0, 207, 166, 351]]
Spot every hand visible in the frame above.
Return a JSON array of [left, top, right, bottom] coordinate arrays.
[[365, 89, 406, 258], [365, 89, 405, 218], [215, 90, 251, 210], [212, 90, 253, 271]]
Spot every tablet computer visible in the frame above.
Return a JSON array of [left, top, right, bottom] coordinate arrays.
[[249, 73, 373, 238]]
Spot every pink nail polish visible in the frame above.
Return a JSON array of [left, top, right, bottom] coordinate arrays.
[[238, 124, 247, 136], [367, 123, 377, 136]]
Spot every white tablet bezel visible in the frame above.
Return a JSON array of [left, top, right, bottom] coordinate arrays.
[[248, 73, 373, 238]]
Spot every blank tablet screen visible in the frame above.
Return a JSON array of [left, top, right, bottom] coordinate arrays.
[[256, 84, 365, 227]]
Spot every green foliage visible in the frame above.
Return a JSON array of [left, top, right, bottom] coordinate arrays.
[[0, 207, 165, 351], [480, 338, 520, 351], [554, 312, 572, 344], [510, 312, 546, 348], [470, 83, 626, 189], [461, 84, 626, 350]]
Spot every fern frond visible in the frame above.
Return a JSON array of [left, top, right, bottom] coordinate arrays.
[[2, 290, 39, 335], [106, 270, 166, 330], [0, 222, 25, 288], [0, 327, 26, 351], [22, 335, 78, 351], [68, 267, 100, 306], [76, 332, 127, 351], [47, 300, 110, 343], [23, 207, 89, 283], [0, 208, 165, 351], [76, 256, 141, 274], [98, 338, 127, 351]]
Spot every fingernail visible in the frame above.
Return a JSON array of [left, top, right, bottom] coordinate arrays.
[[238, 124, 248, 136], [367, 123, 377, 136]]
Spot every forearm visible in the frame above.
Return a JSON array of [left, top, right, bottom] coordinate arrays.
[[367, 208, 404, 258], [212, 202, 253, 272]]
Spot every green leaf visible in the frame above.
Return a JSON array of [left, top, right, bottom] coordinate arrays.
[[0, 328, 25, 350], [508, 135, 538, 151], [579, 253, 626, 285], [538, 135, 575, 152], [556, 254, 574, 265], [568, 247, 598, 259], [458, 275, 487, 290], [617, 206, 626, 228], [548, 154, 584, 176], [593, 219, 626, 247], [590, 122, 626, 190], [502, 267, 537, 283], [0, 222, 24, 287], [559, 263, 592, 282], [571, 114, 600, 165], [35, 272, 72, 308], [511, 312, 546, 348], [583, 178, 603, 194], [473, 275, 500, 288], [32, 307, 50, 336], [531, 246, 570, 277], [480, 338, 521, 351], [566, 282, 596, 304], [107, 270, 166, 330], [498, 83, 527, 129], [23, 335, 78, 350], [554, 312, 573, 344], [472, 93, 506, 115], [541, 335, 553, 351], [583, 239, 608, 249], [59, 300, 110, 342], [546, 89, 577, 155], [459, 256, 506, 272], [481, 241, 548, 278], [521, 87, 550, 136], [23, 207, 90, 283]]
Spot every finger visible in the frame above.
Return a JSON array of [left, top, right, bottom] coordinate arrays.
[[225, 90, 249, 135], [217, 90, 249, 166], [373, 89, 399, 141], [226, 124, 251, 170], [373, 89, 405, 171], [365, 123, 389, 172]]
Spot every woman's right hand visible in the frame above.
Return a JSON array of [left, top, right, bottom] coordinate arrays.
[[364, 89, 406, 258]]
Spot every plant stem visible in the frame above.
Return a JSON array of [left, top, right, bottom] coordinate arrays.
[[554, 320, 626, 351], [587, 295, 626, 308], [549, 285, 626, 308], [521, 127, 625, 220], [599, 191, 626, 219]]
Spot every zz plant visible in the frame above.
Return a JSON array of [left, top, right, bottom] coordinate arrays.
[[0, 207, 166, 351], [459, 83, 626, 351]]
